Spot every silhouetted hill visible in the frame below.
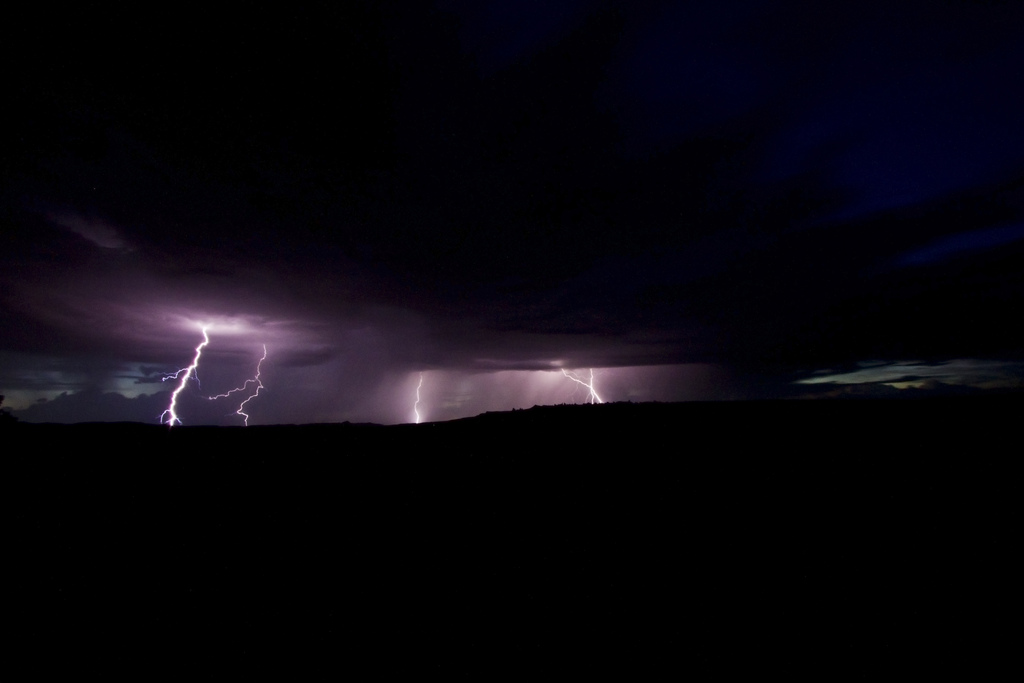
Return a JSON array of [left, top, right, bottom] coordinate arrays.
[[7, 398, 1019, 678]]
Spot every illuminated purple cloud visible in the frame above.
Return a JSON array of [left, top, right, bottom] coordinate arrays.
[[4, 3, 1024, 423]]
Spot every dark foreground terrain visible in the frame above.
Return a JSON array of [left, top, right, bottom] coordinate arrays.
[[7, 399, 1020, 678]]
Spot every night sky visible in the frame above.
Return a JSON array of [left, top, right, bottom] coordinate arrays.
[[4, 0, 1024, 425]]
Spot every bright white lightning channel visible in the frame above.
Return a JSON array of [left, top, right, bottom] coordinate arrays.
[[160, 326, 210, 426], [562, 368, 603, 404], [207, 344, 267, 426], [413, 372, 424, 424], [160, 328, 267, 427]]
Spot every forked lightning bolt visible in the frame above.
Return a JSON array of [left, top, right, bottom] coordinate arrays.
[[207, 344, 267, 426], [562, 368, 603, 404], [413, 372, 424, 424], [160, 327, 210, 426], [160, 328, 266, 427]]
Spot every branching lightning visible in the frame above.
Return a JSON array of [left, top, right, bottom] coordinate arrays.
[[562, 368, 603, 404], [160, 327, 210, 426], [413, 372, 424, 424], [207, 344, 267, 426], [160, 327, 267, 427]]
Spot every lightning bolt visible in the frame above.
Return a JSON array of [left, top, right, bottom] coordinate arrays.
[[207, 344, 267, 426], [160, 326, 210, 426], [160, 327, 267, 427], [413, 372, 424, 424], [561, 368, 603, 404]]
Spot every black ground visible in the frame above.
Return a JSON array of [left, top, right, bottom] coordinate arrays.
[[7, 399, 1019, 678]]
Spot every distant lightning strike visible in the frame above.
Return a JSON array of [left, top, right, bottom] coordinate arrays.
[[562, 368, 603, 404], [160, 327, 266, 427], [207, 344, 267, 426], [413, 372, 424, 424]]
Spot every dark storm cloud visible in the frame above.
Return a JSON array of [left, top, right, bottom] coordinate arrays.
[[3, 1, 1023, 422], [439, 0, 591, 75], [12, 389, 169, 424], [796, 359, 1024, 390], [894, 223, 1024, 267]]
